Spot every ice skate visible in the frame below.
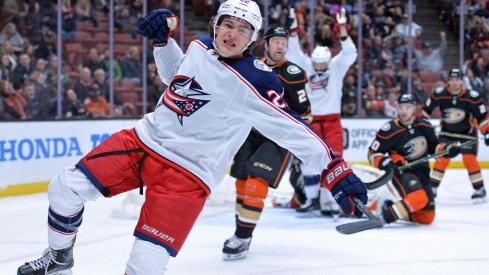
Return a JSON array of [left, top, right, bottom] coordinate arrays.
[[222, 235, 252, 261], [471, 187, 487, 204], [296, 198, 321, 218], [17, 246, 74, 275]]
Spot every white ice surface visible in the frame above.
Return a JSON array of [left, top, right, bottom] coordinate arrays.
[[1, 169, 488, 275]]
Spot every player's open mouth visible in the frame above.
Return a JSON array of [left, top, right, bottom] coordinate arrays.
[[223, 40, 236, 49]]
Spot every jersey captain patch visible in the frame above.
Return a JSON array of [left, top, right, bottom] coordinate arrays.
[[253, 59, 273, 72], [161, 76, 210, 126]]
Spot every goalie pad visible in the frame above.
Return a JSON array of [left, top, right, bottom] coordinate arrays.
[[351, 164, 402, 215]]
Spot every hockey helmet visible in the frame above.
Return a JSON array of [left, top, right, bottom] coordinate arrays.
[[398, 93, 415, 105], [264, 26, 288, 43], [214, 0, 262, 42], [311, 46, 332, 64], [448, 68, 463, 79]]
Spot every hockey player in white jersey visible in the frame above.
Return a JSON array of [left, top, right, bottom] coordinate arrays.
[[286, 8, 358, 217], [18, 1, 367, 274]]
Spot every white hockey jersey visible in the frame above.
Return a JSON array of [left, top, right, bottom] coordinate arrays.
[[286, 36, 357, 116], [135, 36, 334, 194]]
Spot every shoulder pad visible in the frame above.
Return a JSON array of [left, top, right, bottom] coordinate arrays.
[[380, 122, 392, 132], [469, 90, 480, 98], [377, 120, 402, 138], [434, 87, 444, 94]]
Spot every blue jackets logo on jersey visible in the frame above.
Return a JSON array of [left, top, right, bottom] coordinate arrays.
[[162, 76, 210, 125]]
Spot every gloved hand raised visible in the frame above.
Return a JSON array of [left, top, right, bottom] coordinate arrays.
[[336, 8, 348, 25], [285, 8, 298, 32], [138, 9, 178, 47], [321, 158, 368, 218]]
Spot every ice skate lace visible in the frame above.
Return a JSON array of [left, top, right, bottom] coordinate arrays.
[[226, 236, 248, 249], [28, 248, 54, 271]]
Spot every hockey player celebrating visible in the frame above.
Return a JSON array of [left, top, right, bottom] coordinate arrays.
[[423, 68, 489, 202], [17, 1, 367, 274], [223, 26, 311, 261], [285, 8, 358, 216], [368, 94, 461, 225]]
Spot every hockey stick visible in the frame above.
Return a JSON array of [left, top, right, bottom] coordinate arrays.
[[439, 131, 478, 140], [336, 197, 383, 235], [365, 138, 481, 190], [398, 138, 480, 171]]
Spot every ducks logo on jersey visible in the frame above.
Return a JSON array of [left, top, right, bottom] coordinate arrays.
[[404, 136, 428, 160], [161, 76, 210, 125]]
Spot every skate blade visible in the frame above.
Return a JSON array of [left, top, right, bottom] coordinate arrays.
[[223, 252, 248, 261]]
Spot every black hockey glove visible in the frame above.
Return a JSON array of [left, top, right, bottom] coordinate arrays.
[[484, 133, 489, 146], [445, 143, 461, 158], [137, 9, 178, 47], [321, 158, 368, 218]]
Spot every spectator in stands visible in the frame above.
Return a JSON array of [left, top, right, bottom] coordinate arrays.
[[61, 0, 77, 38], [1, 41, 18, 69], [45, 54, 72, 89], [12, 53, 33, 90], [26, 1, 44, 40], [75, 0, 98, 27], [0, 0, 22, 29], [45, 70, 59, 99], [33, 58, 48, 77], [93, 68, 137, 117], [0, 54, 13, 82], [120, 46, 142, 83], [395, 13, 423, 39], [101, 48, 122, 81], [0, 23, 26, 54], [22, 81, 49, 119], [466, 17, 489, 54], [470, 56, 489, 79], [384, 92, 398, 118], [0, 80, 26, 119], [315, 24, 334, 47], [414, 32, 447, 75], [341, 74, 357, 115], [34, 30, 57, 61], [83, 83, 110, 118], [464, 67, 484, 93], [74, 67, 94, 102], [363, 84, 385, 117], [411, 77, 429, 106], [83, 48, 105, 75], [63, 88, 86, 118]]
